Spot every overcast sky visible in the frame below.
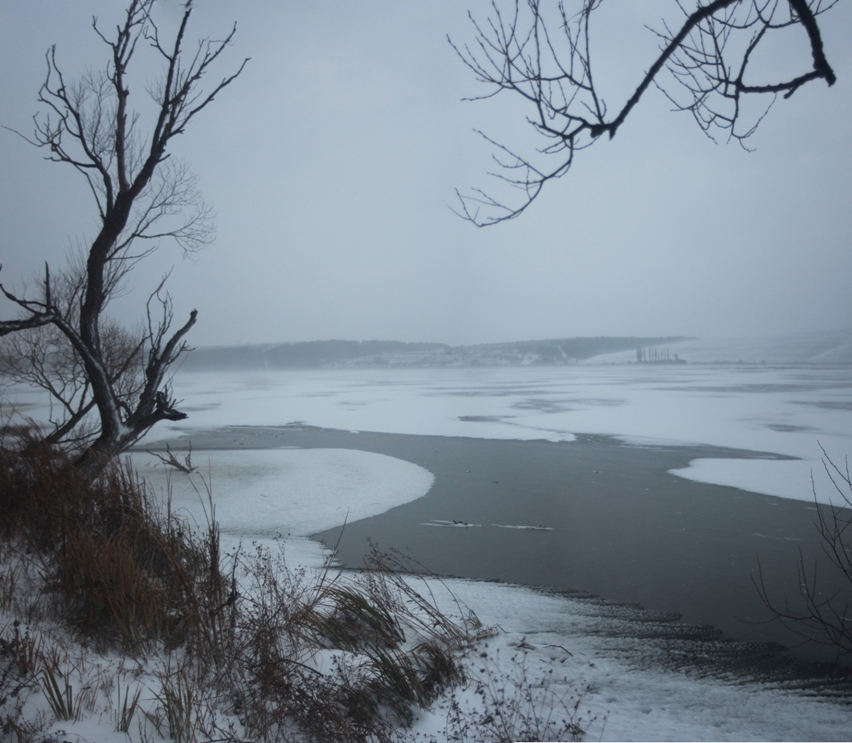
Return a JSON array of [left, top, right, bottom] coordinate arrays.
[[1, 1, 850, 347]]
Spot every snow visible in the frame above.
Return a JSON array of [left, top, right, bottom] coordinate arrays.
[[14, 559, 852, 743], [131, 447, 434, 565], [409, 579, 852, 742], [4, 352, 852, 740]]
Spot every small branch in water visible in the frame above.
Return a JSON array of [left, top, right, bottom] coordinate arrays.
[[147, 441, 196, 474]]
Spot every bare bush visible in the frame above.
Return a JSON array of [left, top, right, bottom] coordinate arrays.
[[755, 446, 852, 657]]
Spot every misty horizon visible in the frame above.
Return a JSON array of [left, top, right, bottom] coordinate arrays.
[[2, 2, 851, 348]]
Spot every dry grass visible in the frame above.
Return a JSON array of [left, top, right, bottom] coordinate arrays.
[[440, 644, 593, 742], [0, 430, 501, 741], [220, 539, 481, 741], [0, 432, 232, 654]]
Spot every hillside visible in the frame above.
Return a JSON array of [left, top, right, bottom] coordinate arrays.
[[180, 336, 688, 370], [179, 340, 448, 370]]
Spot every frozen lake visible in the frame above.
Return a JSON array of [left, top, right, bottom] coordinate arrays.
[[149, 362, 852, 504], [6, 361, 852, 739], [131, 362, 852, 652]]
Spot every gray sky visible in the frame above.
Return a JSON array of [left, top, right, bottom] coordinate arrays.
[[1, 1, 851, 346]]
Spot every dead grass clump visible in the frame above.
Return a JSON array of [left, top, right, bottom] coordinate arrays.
[[228, 542, 480, 741], [0, 622, 39, 736], [0, 431, 231, 653]]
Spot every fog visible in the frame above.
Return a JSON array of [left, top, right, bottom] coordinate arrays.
[[1, 1, 851, 347]]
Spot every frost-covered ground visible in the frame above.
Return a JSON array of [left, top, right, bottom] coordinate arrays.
[[4, 360, 852, 739]]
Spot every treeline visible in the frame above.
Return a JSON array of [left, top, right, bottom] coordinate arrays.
[[635, 346, 686, 364], [180, 339, 450, 370], [180, 336, 690, 370]]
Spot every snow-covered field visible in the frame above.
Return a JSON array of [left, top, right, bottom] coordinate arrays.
[[4, 358, 852, 739]]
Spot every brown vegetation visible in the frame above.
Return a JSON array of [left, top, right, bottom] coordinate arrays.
[[0, 430, 512, 741]]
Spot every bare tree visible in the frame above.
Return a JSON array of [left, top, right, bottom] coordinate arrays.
[[452, 0, 841, 225], [0, 0, 247, 478], [0, 260, 145, 450]]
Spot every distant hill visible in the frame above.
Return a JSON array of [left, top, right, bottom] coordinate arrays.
[[180, 336, 689, 371], [180, 340, 449, 371]]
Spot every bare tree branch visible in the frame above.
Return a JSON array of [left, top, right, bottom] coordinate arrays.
[[753, 446, 852, 657], [453, 0, 841, 225]]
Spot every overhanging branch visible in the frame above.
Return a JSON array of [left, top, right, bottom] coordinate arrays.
[[453, 0, 842, 225]]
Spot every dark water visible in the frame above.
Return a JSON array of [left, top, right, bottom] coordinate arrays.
[[304, 429, 849, 667], [158, 425, 852, 683]]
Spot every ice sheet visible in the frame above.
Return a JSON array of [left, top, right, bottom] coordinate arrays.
[[7, 363, 852, 502], [6, 368, 852, 740], [154, 364, 852, 503], [131, 448, 434, 539], [669, 457, 848, 505]]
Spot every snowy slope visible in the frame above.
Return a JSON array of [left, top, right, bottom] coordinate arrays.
[[594, 329, 852, 364]]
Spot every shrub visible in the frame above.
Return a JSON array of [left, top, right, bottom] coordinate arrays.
[[0, 430, 231, 652], [755, 447, 852, 658]]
